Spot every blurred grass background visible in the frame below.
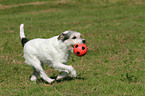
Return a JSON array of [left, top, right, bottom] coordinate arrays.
[[0, 0, 145, 95]]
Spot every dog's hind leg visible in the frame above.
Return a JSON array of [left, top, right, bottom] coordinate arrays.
[[34, 63, 55, 83], [25, 55, 55, 83], [30, 67, 40, 81], [39, 68, 55, 83], [32, 64, 55, 83]]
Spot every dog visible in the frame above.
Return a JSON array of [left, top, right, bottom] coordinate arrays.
[[20, 24, 86, 83]]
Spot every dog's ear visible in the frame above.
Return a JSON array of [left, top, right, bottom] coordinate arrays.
[[58, 33, 64, 40], [57, 33, 69, 41]]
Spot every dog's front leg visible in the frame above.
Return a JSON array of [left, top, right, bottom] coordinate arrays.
[[56, 71, 69, 80], [53, 63, 77, 79]]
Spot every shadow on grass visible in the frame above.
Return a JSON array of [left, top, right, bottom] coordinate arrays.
[[55, 76, 85, 83], [36, 76, 85, 84]]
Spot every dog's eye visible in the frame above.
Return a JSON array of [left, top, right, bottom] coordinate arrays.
[[72, 36, 77, 39]]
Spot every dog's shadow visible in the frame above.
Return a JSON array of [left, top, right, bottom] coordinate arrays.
[[55, 76, 85, 83], [36, 76, 85, 84]]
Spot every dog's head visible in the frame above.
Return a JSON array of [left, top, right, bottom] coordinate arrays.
[[58, 31, 86, 48]]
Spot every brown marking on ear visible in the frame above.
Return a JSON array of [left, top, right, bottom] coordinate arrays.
[[57, 32, 71, 41], [57, 34, 64, 40], [57, 35, 61, 40]]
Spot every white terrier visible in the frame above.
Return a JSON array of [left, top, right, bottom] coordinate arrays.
[[20, 24, 86, 83]]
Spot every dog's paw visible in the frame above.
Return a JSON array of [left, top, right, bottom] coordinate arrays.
[[71, 70, 77, 77], [56, 72, 69, 80], [47, 79, 55, 84], [30, 75, 37, 81]]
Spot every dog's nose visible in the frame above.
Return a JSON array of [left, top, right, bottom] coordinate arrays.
[[82, 39, 86, 44]]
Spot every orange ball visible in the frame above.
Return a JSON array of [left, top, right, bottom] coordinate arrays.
[[74, 44, 87, 57]]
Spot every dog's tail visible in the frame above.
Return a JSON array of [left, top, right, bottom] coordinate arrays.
[[20, 24, 28, 47]]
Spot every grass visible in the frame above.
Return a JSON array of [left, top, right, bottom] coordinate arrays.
[[0, 0, 145, 95]]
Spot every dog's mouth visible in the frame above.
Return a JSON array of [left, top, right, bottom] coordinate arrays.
[[71, 45, 75, 48]]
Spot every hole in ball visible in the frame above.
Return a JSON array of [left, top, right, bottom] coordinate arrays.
[[82, 47, 85, 50], [77, 52, 80, 55], [75, 45, 78, 48]]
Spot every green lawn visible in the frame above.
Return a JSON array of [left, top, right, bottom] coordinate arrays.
[[0, 0, 145, 95]]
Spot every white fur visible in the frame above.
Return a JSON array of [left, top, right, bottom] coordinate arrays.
[[20, 24, 85, 83], [20, 24, 25, 39]]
